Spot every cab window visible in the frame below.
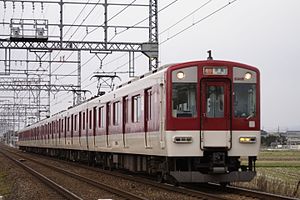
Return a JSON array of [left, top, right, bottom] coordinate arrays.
[[233, 83, 256, 118], [172, 83, 197, 118]]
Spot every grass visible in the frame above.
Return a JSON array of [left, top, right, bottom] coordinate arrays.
[[234, 150, 300, 198], [0, 172, 11, 197]]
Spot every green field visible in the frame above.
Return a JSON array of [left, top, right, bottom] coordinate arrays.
[[236, 150, 300, 198]]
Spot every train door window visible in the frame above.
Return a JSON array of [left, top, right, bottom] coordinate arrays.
[[56, 120, 58, 135], [113, 101, 121, 125], [172, 83, 197, 118], [61, 119, 64, 137], [38, 127, 40, 139], [123, 96, 129, 123], [132, 95, 141, 122], [107, 103, 111, 126], [146, 89, 152, 120], [83, 112, 85, 130], [206, 85, 224, 118], [233, 83, 256, 118], [74, 115, 77, 131], [89, 110, 92, 129], [71, 115, 74, 134], [79, 112, 82, 137], [52, 122, 54, 139], [64, 117, 67, 138], [48, 123, 50, 139], [67, 117, 70, 131], [59, 119, 61, 138], [98, 107, 105, 128], [93, 107, 97, 134]]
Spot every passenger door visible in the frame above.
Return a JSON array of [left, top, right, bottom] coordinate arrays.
[[200, 79, 231, 148]]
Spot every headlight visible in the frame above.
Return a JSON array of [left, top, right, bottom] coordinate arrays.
[[244, 72, 252, 80], [176, 71, 185, 79], [239, 136, 256, 143]]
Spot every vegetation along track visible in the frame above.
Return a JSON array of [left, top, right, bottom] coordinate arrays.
[[185, 183, 299, 200]]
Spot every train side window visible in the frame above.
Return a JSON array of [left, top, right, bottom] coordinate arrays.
[[98, 107, 105, 127], [233, 83, 256, 118], [132, 95, 141, 122], [113, 101, 121, 125], [172, 83, 197, 118]]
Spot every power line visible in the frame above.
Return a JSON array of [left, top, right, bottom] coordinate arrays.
[[51, 0, 137, 75], [159, 0, 213, 36], [160, 0, 238, 45], [50, 53, 128, 105], [109, 0, 179, 41]]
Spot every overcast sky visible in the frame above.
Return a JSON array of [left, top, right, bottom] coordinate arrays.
[[1, 0, 299, 132], [160, 0, 300, 131]]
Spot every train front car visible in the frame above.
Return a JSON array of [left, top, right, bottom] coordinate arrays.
[[165, 60, 260, 184]]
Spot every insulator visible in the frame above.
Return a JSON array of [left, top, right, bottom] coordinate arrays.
[[32, 2, 35, 11], [41, 3, 44, 13], [12, 2, 15, 10], [22, 2, 24, 10], [86, 26, 88, 34]]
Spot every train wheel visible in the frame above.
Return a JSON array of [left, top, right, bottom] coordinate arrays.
[[156, 173, 165, 183], [166, 174, 179, 186]]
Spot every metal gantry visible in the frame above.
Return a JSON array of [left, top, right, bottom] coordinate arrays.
[[0, 0, 159, 134]]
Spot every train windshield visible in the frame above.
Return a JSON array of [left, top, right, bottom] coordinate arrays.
[[172, 83, 197, 118], [233, 83, 256, 118], [206, 85, 224, 118]]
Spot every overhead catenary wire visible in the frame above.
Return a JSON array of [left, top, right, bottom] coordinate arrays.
[[159, 0, 213, 36], [53, 0, 180, 82], [50, 1, 180, 106], [53, 0, 238, 109], [51, 0, 137, 76], [160, 0, 238, 45]]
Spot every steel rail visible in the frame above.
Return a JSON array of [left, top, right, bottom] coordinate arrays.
[[0, 150, 83, 200], [18, 150, 230, 200], [6, 149, 148, 200], [226, 185, 299, 200]]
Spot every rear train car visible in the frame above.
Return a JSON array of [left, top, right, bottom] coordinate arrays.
[[18, 59, 260, 184]]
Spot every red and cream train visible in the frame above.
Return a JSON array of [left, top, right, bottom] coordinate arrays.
[[18, 59, 260, 184]]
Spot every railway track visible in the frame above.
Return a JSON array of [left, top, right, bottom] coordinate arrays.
[[0, 149, 147, 200], [0, 150, 77, 200], [4, 147, 229, 200], [4, 146, 299, 200]]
